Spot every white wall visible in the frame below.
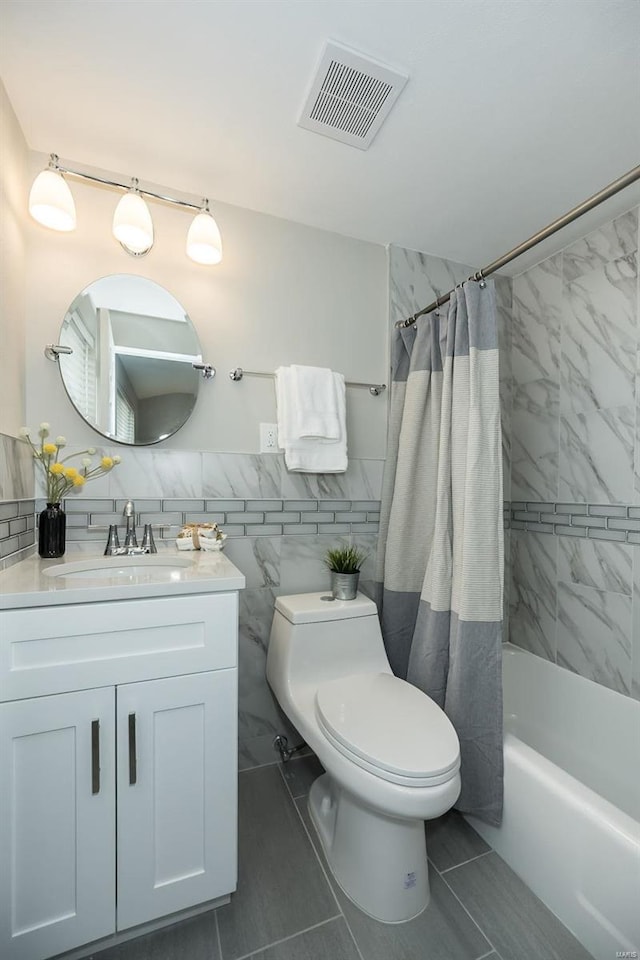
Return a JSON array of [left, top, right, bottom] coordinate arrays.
[[0, 80, 28, 437], [25, 152, 388, 459]]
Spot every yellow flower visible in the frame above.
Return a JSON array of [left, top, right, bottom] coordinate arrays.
[[64, 466, 78, 478], [72, 475, 86, 487], [50, 462, 65, 475], [101, 456, 114, 469], [43, 442, 57, 455]]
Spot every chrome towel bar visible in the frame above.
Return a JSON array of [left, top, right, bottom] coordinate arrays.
[[229, 367, 386, 396]]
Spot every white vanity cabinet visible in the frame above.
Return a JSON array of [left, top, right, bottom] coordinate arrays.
[[0, 687, 116, 960], [0, 584, 241, 960], [116, 669, 237, 930]]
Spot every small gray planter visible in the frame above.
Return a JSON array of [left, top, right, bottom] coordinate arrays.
[[330, 571, 360, 600]]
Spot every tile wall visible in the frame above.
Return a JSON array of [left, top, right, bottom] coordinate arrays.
[[507, 207, 640, 700], [389, 219, 640, 702], [3, 214, 637, 770], [0, 434, 35, 570], [28, 449, 383, 769]]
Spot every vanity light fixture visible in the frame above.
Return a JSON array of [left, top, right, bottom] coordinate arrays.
[[112, 179, 154, 256], [28, 154, 223, 265], [28, 155, 76, 231], [186, 201, 223, 265]]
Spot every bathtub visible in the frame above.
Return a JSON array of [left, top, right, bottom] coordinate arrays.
[[466, 644, 640, 960]]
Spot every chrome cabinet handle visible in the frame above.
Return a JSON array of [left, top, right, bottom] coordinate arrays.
[[91, 720, 100, 794], [128, 712, 137, 785]]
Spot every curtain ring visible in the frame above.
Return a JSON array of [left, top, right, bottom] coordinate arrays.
[[475, 269, 487, 289]]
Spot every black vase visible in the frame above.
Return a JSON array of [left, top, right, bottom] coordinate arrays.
[[38, 502, 66, 559]]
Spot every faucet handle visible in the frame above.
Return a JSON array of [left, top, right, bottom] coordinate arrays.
[[104, 524, 121, 556], [123, 500, 135, 517], [141, 524, 157, 554]]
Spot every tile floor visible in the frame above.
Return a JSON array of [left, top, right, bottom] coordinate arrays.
[[94, 756, 593, 960]]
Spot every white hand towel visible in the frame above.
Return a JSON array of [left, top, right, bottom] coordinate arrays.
[[290, 365, 340, 440], [275, 366, 296, 449], [275, 367, 348, 473]]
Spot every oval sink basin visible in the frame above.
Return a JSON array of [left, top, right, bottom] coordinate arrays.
[[43, 555, 194, 581]]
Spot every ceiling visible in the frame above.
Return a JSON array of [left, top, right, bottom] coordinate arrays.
[[1, 0, 639, 274]]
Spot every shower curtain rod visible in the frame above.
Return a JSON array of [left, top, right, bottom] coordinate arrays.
[[396, 163, 640, 329]]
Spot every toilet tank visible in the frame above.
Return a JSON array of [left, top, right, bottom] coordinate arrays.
[[266, 592, 392, 702]]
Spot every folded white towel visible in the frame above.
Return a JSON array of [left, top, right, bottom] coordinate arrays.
[[275, 366, 297, 450], [290, 365, 340, 440], [275, 366, 347, 473]]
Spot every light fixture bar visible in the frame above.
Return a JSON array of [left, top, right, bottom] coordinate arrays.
[[36, 154, 222, 265], [50, 154, 205, 213]]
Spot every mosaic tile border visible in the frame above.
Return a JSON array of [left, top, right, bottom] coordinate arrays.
[[509, 501, 640, 545], [4, 496, 638, 561], [0, 500, 36, 561], [55, 497, 382, 542]]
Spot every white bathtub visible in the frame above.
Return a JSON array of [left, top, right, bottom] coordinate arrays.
[[467, 644, 640, 960]]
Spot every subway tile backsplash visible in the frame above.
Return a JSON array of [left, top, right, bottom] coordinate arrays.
[[58, 498, 383, 541], [0, 499, 35, 570], [10, 495, 633, 552], [508, 501, 640, 545]]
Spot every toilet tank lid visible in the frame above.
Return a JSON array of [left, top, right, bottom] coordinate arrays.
[[275, 592, 377, 624]]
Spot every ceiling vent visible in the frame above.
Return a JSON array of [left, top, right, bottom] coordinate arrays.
[[298, 41, 408, 150]]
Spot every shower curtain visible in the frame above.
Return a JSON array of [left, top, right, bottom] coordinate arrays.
[[375, 280, 504, 825]]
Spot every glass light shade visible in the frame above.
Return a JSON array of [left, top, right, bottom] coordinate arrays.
[[29, 169, 76, 231], [112, 191, 154, 254], [186, 210, 223, 265]]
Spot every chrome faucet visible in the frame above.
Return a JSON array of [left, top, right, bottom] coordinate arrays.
[[103, 501, 157, 556], [123, 500, 138, 549]]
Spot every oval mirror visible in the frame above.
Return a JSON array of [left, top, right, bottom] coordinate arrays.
[[57, 275, 203, 445]]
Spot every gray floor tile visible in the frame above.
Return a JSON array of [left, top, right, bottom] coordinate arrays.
[[296, 800, 490, 960], [426, 810, 491, 873], [217, 766, 339, 960], [89, 911, 220, 960], [279, 754, 325, 799], [248, 918, 360, 960], [445, 852, 593, 960]]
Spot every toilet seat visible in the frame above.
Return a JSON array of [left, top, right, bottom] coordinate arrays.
[[315, 673, 460, 788]]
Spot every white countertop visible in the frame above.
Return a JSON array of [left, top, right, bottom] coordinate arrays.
[[0, 543, 246, 609]]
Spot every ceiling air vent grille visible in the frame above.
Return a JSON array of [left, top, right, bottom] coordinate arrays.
[[298, 41, 408, 150]]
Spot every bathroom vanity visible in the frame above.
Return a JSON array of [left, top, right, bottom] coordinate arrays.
[[0, 548, 245, 960]]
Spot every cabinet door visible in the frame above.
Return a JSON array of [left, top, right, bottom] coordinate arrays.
[[0, 688, 115, 960], [116, 670, 237, 930]]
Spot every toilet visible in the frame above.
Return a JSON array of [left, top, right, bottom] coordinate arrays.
[[266, 591, 461, 924]]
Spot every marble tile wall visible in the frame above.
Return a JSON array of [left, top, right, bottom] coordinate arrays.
[[1, 433, 383, 764], [507, 206, 640, 701], [35, 448, 384, 769]]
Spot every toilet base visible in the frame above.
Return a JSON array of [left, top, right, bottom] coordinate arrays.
[[308, 773, 430, 923]]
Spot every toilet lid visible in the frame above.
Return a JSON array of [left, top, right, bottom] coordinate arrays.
[[315, 673, 459, 783]]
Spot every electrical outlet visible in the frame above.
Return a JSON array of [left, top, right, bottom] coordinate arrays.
[[260, 423, 278, 453]]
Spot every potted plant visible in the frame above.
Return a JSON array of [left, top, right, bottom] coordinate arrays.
[[323, 545, 368, 600]]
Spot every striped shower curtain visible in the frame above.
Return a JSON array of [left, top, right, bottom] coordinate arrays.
[[375, 280, 504, 825]]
